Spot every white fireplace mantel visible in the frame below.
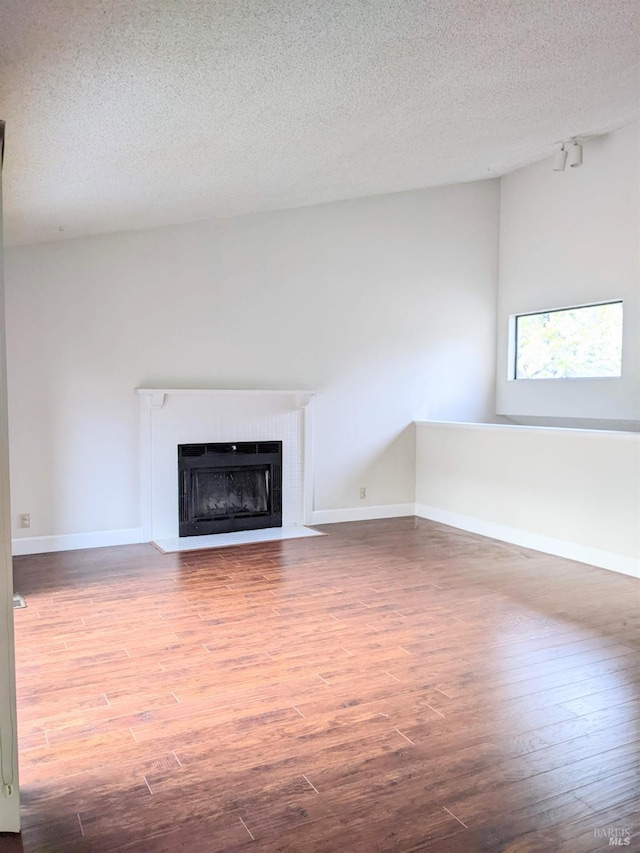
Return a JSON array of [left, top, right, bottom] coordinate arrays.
[[137, 388, 315, 410], [138, 388, 316, 543]]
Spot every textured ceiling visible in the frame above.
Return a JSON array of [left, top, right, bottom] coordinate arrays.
[[1, 1, 638, 246]]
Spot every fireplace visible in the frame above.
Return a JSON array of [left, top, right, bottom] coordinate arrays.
[[178, 441, 283, 536], [138, 388, 313, 544]]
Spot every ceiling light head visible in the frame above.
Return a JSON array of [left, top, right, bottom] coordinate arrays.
[[553, 143, 567, 171], [567, 139, 583, 168]]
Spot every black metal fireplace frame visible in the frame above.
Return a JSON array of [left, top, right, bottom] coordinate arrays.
[[178, 441, 282, 537]]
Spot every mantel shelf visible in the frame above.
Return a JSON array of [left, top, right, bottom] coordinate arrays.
[[137, 388, 317, 411], [136, 388, 316, 396]]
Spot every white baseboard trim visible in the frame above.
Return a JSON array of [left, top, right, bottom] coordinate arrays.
[[415, 503, 640, 579], [12, 528, 145, 556], [311, 503, 415, 525], [11, 508, 638, 580]]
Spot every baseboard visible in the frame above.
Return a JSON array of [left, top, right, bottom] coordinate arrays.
[[12, 527, 145, 556], [415, 503, 640, 579], [12, 509, 638, 580], [310, 503, 415, 525]]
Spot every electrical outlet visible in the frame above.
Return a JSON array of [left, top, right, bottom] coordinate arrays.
[[359, 487, 366, 500], [19, 513, 30, 529]]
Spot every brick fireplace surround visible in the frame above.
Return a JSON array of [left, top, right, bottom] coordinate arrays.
[[137, 389, 315, 548]]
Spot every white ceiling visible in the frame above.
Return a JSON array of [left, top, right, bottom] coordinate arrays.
[[1, 1, 638, 246]]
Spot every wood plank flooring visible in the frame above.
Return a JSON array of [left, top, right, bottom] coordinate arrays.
[[3, 517, 640, 852]]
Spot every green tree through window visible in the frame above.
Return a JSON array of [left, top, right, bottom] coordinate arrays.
[[515, 302, 623, 379]]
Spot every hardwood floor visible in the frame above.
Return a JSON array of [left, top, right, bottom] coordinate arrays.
[[4, 517, 640, 852]]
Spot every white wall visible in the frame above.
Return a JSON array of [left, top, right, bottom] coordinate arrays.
[[5, 181, 500, 549], [496, 121, 640, 422], [0, 159, 20, 831], [415, 421, 640, 578]]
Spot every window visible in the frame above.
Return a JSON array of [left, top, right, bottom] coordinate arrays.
[[514, 301, 623, 380]]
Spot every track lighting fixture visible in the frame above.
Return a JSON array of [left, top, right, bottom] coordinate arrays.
[[553, 143, 568, 171], [553, 139, 582, 171], [567, 139, 583, 168]]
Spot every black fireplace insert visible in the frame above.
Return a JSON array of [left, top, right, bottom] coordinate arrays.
[[178, 441, 282, 536]]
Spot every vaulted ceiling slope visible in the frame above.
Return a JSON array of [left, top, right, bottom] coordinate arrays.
[[1, 1, 638, 246]]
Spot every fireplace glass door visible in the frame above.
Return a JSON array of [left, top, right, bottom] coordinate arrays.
[[191, 468, 270, 518], [178, 442, 282, 536]]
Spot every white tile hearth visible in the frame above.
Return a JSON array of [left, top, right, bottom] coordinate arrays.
[[153, 525, 324, 553]]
